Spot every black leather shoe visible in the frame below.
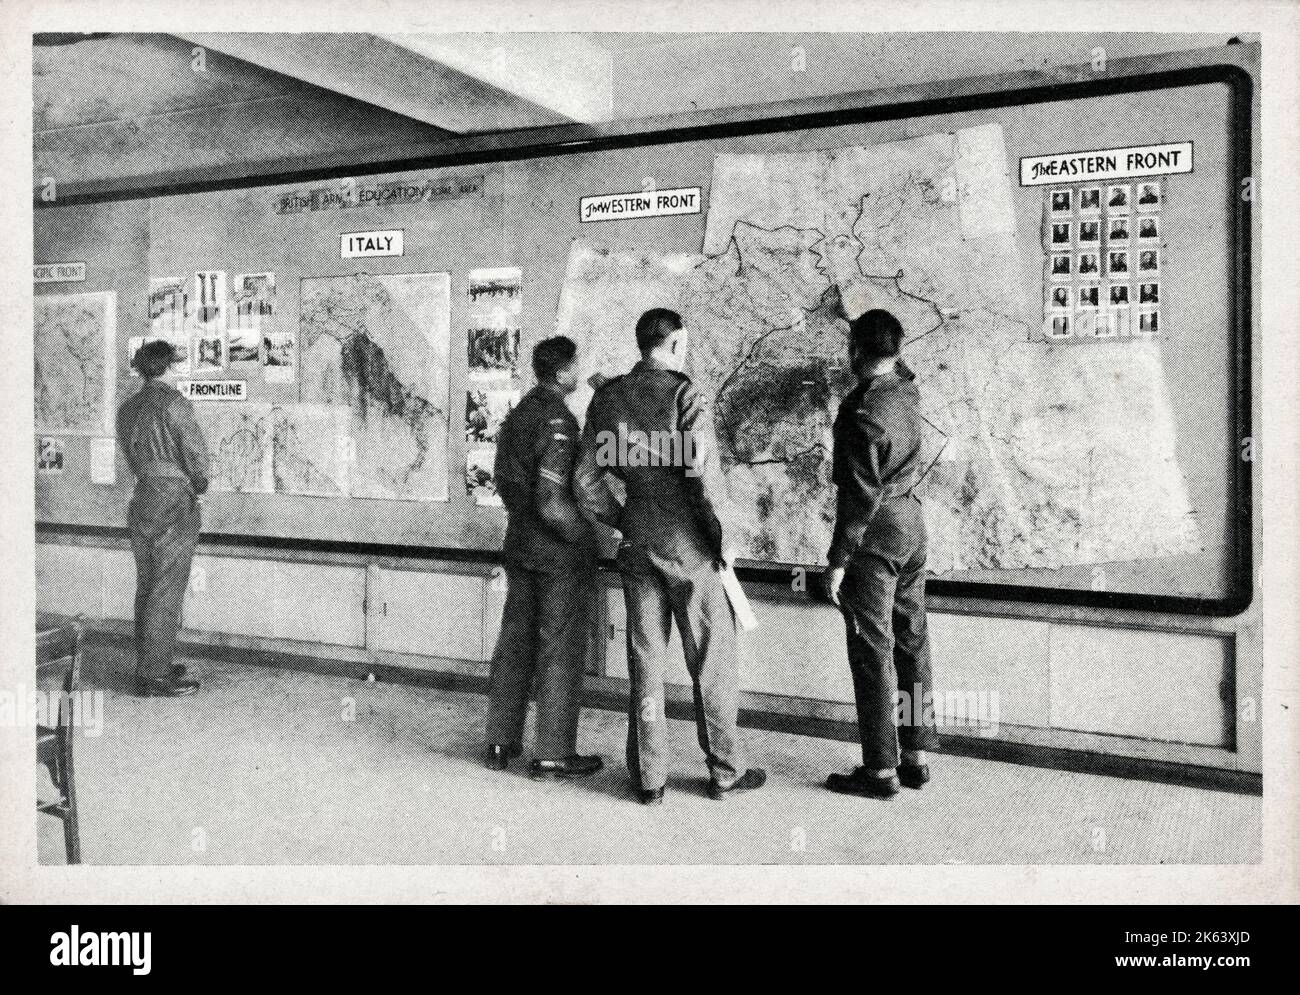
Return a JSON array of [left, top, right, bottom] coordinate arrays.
[[136, 677, 199, 698], [898, 763, 931, 789], [826, 768, 900, 798], [638, 787, 664, 805], [485, 744, 522, 771], [708, 768, 767, 800], [530, 755, 604, 780]]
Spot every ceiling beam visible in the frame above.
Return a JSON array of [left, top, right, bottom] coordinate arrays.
[[172, 32, 576, 134]]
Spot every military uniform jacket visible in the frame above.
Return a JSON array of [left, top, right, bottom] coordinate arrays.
[[827, 360, 926, 567], [494, 385, 594, 571], [115, 378, 211, 494], [576, 358, 726, 570]]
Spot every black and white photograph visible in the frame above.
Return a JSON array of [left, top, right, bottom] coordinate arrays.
[[1137, 180, 1163, 210], [8, 4, 1296, 921]]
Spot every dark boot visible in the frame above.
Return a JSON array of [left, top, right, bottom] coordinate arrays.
[[826, 768, 900, 799], [485, 743, 522, 771], [529, 755, 604, 780], [708, 768, 767, 800]]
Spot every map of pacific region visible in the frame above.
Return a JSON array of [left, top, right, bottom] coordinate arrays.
[[299, 272, 452, 502], [557, 123, 1200, 572], [34, 292, 115, 435]]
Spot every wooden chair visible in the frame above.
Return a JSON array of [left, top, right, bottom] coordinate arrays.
[[36, 617, 83, 864]]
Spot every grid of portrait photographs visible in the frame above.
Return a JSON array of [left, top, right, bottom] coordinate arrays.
[[1044, 178, 1162, 340]]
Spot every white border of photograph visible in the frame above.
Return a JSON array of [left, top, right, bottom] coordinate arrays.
[[1049, 252, 1072, 280], [1050, 221, 1073, 247], [1077, 219, 1101, 244], [1106, 183, 1131, 214], [1137, 247, 1160, 275], [1076, 283, 1101, 310], [1107, 217, 1131, 244], [1136, 180, 1162, 212], [1049, 285, 1072, 310], [1076, 251, 1100, 278], [1108, 283, 1132, 308], [1138, 281, 1160, 306], [1107, 249, 1130, 277], [1137, 215, 1161, 242], [1137, 307, 1161, 336], [1077, 186, 1101, 214], [1046, 312, 1071, 339], [1049, 188, 1072, 215]]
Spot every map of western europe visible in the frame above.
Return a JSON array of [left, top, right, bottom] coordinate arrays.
[[557, 123, 1200, 572]]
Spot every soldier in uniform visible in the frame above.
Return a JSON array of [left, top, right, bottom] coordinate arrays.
[[576, 308, 765, 805], [115, 340, 209, 697], [821, 309, 939, 798], [484, 336, 604, 780]]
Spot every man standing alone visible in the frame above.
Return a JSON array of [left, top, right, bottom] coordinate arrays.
[[116, 340, 208, 697], [822, 309, 939, 798], [484, 336, 604, 780]]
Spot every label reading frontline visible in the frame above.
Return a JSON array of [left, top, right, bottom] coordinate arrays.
[[34, 262, 86, 284], [177, 380, 247, 401], [341, 229, 404, 259], [1019, 142, 1193, 186], [580, 187, 702, 223]]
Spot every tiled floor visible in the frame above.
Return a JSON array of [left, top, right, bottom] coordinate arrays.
[[37, 643, 1261, 865]]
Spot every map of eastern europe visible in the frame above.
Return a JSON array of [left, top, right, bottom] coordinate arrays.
[[557, 124, 1200, 572], [34, 292, 115, 435], [299, 272, 452, 502]]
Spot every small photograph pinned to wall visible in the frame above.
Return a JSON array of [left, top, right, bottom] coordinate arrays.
[[230, 272, 275, 365], [1078, 187, 1101, 213], [192, 328, 225, 373], [1050, 285, 1072, 310], [1047, 313, 1071, 339], [467, 325, 521, 380], [1138, 248, 1160, 275], [1050, 222, 1072, 247], [148, 276, 187, 338], [1049, 189, 1072, 215], [1109, 284, 1131, 307], [1107, 249, 1130, 277], [466, 448, 501, 507], [1136, 181, 1162, 211], [1139, 282, 1160, 305], [1107, 217, 1130, 244], [1077, 251, 1100, 277], [1137, 309, 1160, 336], [468, 267, 523, 311], [262, 329, 297, 383], [1138, 216, 1160, 242], [1077, 284, 1100, 309], [1078, 220, 1100, 244], [36, 436, 64, 475], [465, 387, 520, 444], [1049, 253, 1072, 280], [1106, 184, 1131, 213]]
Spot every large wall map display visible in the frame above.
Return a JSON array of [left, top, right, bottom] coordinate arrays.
[[34, 292, 116, 435], [557, 124, 1201, 572], [299, 272, 453, 502]]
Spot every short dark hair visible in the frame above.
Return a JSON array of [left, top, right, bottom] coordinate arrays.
[[635, 308, 683, 352], [848, 309, 904, 361], [132, 339, 175, 379], [531, 335, 577, 383]]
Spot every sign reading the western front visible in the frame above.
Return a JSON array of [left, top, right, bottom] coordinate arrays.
[[34, 262, 86, 284], [580, 187, 703, 223], [340, 229, 404, 259], [177, 379, 247, 401], [1019, 142, 1194, 186]]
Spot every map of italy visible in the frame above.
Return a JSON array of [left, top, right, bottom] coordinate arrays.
[[556, 124, 1200, 572]]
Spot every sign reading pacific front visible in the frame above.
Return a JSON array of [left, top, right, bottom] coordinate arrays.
[[580, 187, 702, 223], [341, 229, 404, 259], [1019, 142, 1193, 186]]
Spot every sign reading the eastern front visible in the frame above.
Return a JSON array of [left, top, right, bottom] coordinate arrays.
[[580, 187, 703, 223], [1019, 142, 1193, 186]]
